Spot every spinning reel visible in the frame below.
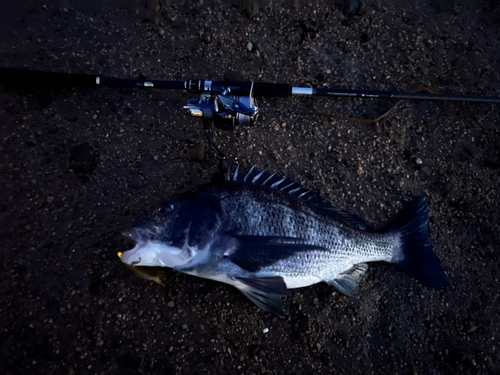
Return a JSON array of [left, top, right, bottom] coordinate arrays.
[[182, 80, 259, 170]]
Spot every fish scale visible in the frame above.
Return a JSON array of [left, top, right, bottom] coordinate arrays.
[[219, 186, 396, 282], [119, 168, 448, 316]]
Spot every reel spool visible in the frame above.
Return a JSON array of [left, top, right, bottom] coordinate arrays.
[[228, 94, 257, 127]]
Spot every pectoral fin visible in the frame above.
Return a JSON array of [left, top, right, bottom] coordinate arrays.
[[227, 235, 327, 273], [326, 263, 368, 296]]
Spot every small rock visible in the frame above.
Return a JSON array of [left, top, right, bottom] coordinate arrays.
[[462, 140, 483, 159], [243, 0, 259, 19], [343, 0, 361, 17], [147, 0, 160, 12], [281, 122, 286, 128], [153, 155, 159, 161], [65, 108, 79, 121], [167, 301, 175, 308], [494, 5, 500, 21], [419, 165, 432, 180], [467, 325, 479, 334], [406, 13, 424, 25], [300, 20, 318, 33], [263, 328, 269, 333], [158, 101, 165, 107], [46, 196, 54, 204], [415, 157, 423, 165], [246, 42, 254, 52], [201, 33, 211, 44], [190, 142, 205, 161]]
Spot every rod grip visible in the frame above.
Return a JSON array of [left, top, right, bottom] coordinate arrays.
[[0, 68, 98, 87]]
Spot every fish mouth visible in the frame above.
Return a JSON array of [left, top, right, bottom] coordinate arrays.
[[118, 230, 144, 265], [122, 230, 138, 251]]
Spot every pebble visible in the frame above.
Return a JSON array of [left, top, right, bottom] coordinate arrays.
[[243, 0, 259, 18], [65, 108, 79, 121], [167, 301, 175, 308], [263, 328, 269, 333], [190, 142, 205, 161], [419, 165, 432, 180], [201, 33, 211, 44], [46, 196, 54, 204], [343, 0, 361, 16], [407, 13, 424, 25], [246, 42, 254, 52]]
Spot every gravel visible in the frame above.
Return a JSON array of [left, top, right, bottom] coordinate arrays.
[[1, 1, 500, 374]]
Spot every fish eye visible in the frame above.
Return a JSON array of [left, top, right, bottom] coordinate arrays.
[[156, 204, 175, 216], [157, 205, 169, 216]]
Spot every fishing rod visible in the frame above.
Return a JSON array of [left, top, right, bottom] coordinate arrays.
[[1, 68, 499, 171]]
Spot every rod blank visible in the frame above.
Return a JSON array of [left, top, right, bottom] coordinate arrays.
[[1, 68, 499, 104], [292, 86, 500, 104]]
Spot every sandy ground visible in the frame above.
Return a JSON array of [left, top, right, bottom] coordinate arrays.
[[1, 1, 500, 374]]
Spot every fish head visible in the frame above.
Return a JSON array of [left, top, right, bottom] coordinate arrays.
[[119, 197, 221, 269]]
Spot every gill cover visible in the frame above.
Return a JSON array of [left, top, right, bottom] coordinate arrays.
[[119, 194, 222, 269]]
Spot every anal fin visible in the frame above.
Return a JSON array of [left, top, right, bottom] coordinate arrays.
[[326, 263, 368, 296], [235, 276, 291, 316]]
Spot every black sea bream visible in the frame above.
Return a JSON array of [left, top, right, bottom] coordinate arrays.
[[119, 167, 448, 315]]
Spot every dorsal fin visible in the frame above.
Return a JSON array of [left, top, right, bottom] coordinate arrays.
[[233, 166, 319, 201], [227, 166, 369, 231]]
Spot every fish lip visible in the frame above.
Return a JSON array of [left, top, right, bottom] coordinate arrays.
[[119, 238, 147, 265]]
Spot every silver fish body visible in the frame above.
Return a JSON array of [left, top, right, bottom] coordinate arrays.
[[120, 167, 448, 315]]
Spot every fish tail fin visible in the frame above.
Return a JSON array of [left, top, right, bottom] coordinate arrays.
[[388, 196, 448, 288]]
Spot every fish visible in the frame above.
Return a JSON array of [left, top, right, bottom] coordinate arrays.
[[119, 167, 448, 316]]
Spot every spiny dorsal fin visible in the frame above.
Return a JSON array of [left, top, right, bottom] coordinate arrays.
[[230, 166, 368, 231], [233, 166, 318, 202]]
